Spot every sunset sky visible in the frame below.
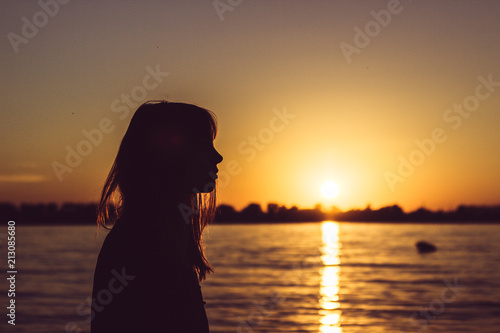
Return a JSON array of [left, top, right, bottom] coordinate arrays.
[[1, 0, 499, 212]]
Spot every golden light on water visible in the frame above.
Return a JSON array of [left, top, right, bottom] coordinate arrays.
[[319, 221, 342, 332]]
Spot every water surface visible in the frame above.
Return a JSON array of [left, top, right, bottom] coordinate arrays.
[[1, 222, 499, 332]]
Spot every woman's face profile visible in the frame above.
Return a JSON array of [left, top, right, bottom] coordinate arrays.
[[150, 127, 223, 194], [190, 139, 223, 193]]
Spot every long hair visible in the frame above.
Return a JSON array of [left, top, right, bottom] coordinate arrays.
[[97, 101, 218, 280]]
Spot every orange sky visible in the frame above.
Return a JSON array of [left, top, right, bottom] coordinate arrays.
[[1, 0, 499, 212]]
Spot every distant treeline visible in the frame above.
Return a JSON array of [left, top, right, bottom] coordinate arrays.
[[0, 202, 499, 225], [217, 203, 500, 223]]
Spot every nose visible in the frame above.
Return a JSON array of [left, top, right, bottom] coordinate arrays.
[[214, 148, 223, 164]]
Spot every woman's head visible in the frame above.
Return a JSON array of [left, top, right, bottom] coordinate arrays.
[[98, 101, 223, 280], [116, 101, 222, 201]]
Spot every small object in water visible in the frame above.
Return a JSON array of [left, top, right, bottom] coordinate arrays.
[[416, 241, 437, 254]]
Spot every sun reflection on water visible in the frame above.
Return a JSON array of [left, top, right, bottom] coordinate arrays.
[[319, 221, 342, 333]]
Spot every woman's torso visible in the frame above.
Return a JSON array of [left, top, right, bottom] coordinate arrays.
[[91, 219, 209, 333]]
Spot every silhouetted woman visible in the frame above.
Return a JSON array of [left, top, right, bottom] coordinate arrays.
[[91, 101, 223, 332]]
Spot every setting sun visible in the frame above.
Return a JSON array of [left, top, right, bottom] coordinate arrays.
[[321, 181, 339, 199]]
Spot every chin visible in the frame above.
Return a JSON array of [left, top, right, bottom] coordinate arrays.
[[191, 179, 216, 194]]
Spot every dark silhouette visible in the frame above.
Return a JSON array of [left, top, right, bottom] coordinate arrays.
[[91, 101, 222, 333], [416, 241, 437, 254], [215, 203, 500, 223], [1, 202, 500, 224]]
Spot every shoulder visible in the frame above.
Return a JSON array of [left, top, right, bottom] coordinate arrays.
[[95, 219, 187, 275]]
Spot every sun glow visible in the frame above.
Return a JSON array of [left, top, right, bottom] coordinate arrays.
[[321, 181, 339, 199]]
